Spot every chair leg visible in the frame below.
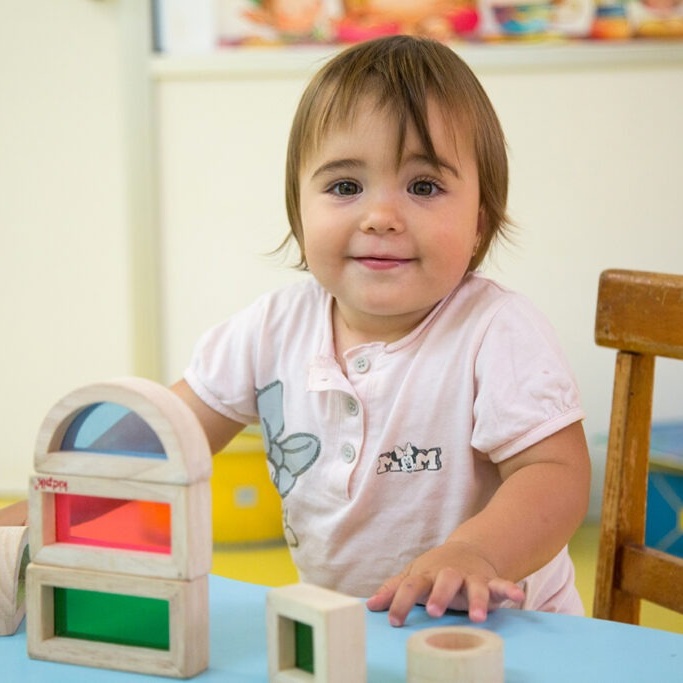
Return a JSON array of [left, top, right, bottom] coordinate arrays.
[[593, 352, 653, 623]]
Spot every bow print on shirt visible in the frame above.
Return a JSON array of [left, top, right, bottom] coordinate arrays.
[[257, 380, 321, 497]]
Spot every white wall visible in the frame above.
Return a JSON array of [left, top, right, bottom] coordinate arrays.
[[156, 74, 307, 381], [155, 48, 683, 519], [0, 1, 143, 494]]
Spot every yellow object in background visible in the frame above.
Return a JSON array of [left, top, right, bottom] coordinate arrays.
[[211, 432, 283, 545]]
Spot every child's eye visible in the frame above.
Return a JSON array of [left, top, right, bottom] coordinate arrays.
[[409, 179, 441, 197], [329, 180, 361, 196]]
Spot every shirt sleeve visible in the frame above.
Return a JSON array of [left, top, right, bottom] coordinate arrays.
[[471, 294, 585, 463], [183, 301, 265, 426]]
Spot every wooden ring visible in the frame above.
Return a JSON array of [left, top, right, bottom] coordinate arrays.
[[407, 626, 504, 682], [0, 526, 29, 636]]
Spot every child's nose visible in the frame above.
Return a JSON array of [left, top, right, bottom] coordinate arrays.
[[360, 196, 403, 234]]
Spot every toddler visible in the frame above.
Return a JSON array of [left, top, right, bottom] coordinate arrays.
[[174, 35, 591, 626]]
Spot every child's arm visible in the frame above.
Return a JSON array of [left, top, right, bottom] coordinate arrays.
[[171, 379, 245, 454], [0, 500, 28, 526], [366, 421, 591, 626]]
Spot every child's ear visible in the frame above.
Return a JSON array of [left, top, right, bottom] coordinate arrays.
[[477, 205, 487, 233], [473, 208, 486, 254], [472, 236, 482, 259], [469, 209, 487, 270]]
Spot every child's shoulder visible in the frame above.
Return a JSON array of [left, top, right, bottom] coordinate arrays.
[[243, 276, 329, 329], [461, 273, 562, 347], [457, 272, 524, 309], [454, 273, 551, 327], [255, 276, 327, 310]]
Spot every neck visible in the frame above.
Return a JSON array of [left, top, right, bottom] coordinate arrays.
[[331, 300, 432, 360]]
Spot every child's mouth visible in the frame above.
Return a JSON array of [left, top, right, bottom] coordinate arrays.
[[355, 256, 412, 270]]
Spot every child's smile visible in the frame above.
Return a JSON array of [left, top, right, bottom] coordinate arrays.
[[353, 255, 414, 270], [299, 96, 482, 352]]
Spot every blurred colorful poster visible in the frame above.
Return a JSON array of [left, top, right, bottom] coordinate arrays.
[[216, 0, 480, 45], [154, 0, 683, 53]]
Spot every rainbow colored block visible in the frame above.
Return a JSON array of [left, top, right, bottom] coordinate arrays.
[[26, 378, 212, 678]]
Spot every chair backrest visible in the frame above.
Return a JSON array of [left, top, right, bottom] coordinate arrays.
[[593, 269, 683, 623]]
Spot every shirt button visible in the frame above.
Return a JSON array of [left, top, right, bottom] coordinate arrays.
[[346, 397, 359, 416], [341, 443, 356, 463], [353, 356, 370, 373]]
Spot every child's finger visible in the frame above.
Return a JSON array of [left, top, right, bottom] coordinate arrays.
[[488, 578, 525, 605], [385, 573, 433, 627], [463, 576, 491, 623], [425, 567, 465, 618], [366, 573, 404, 612]]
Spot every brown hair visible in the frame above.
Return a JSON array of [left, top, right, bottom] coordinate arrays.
[[281, 35, 510, 270]]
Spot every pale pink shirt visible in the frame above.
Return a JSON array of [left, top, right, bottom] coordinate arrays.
[[185, 273, 585, 614]]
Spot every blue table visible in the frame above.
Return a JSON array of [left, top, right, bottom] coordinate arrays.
[[2, 575, 682, 681]]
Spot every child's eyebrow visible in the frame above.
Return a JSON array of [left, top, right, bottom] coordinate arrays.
[[404, 152, 460, 178], [308, 153, 461, 179], [310, 158, 363, 179]]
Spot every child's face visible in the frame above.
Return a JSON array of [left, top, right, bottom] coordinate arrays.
[[299, 97, 481, 344]]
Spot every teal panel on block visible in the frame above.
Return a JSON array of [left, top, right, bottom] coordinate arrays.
[[61, 402, 167, 459], [54, 587, 170, 650], [295, 620, 314, 674]]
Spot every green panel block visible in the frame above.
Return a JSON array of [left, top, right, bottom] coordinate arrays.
[[295, 620, 314, 674], [54, 587, 170, 650]]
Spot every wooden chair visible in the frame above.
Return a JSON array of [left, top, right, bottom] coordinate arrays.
[[593, 269, 683, 624]]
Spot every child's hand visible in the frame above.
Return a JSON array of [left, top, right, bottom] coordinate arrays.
[[365, 540, 525, 627]]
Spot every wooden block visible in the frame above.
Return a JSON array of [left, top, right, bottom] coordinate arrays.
[[266, 583, 366, 683], [0, 527, 29, 636], [407, 627, 504, 683], [29, 473, 211, 580], [26, 563, 208, 678], [34, 377, 212, 484]]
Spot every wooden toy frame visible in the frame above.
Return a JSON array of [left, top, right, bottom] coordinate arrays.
[[267, 583, 366, 683], [26, 377, 213, 678], [29, 474, 211, 580], [34, 378, 211, 485], [26, 563, 208, 678]]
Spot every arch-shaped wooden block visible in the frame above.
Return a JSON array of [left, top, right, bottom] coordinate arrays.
[[0, 527, 29, 636], [34, 377, 212, 485]]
